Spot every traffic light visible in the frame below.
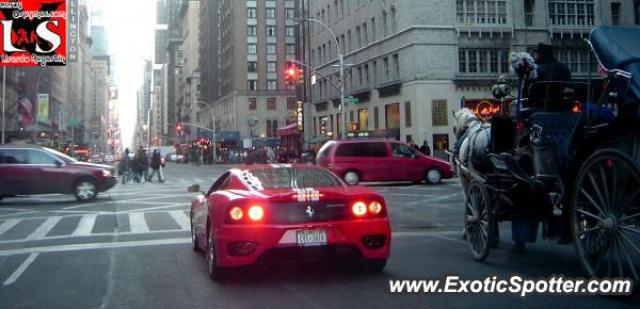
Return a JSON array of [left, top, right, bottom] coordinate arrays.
[[284, 64, 298, 85], [297, 68, 304, 85], [176, 123, 183, 134]]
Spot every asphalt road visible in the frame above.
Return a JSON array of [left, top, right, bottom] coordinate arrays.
[[0, 163, 638, 308]]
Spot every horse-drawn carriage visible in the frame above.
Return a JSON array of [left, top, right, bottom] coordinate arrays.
[[453, 26, 640, 282]]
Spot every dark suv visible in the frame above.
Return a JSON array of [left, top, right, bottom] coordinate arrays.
[[0, 144, 117, 202]]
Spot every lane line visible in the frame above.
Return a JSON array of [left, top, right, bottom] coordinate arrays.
[[62, 194, 187, 210], [0, 207, 32, 212], [3, 253, 39, 286], [0, 219, 20, 236], [0, 211, 38, 219], [26, 217, 62, 240], [0, 238, 190, 257], [128, 213, 149, 233], [72, 214, 98, 236], [168, 210, 190, 231], [0, 229, 188, 245]]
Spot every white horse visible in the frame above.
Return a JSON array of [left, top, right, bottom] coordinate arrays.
[[452, 108, 492, 195]]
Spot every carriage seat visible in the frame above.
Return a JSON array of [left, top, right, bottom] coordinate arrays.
[[529, 112, 583, 175]]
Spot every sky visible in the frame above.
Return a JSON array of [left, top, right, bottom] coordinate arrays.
[[101, 0, 156, 148]]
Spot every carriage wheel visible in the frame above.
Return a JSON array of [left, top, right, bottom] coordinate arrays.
[[464, 180, 495, 262], [571, 150, 640, 282]]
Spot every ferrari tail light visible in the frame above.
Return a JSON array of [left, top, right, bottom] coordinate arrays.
[[368, 201, 383, 215], [247, 205, 264, 221], [229, 207, 244, 221], [352, 201, 368, 217]]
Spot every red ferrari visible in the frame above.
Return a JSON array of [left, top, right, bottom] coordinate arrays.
[[189, 164, 391, 280]]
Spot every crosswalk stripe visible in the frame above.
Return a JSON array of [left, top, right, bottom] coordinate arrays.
[[73, 214, 98, 236], [129, 213, 149, 233], [168, 211, 190, 231], [27, 217, 62, 240], [0, 219, 20, 236]]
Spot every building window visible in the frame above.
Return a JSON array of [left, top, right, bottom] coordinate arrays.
[[267, 80, 277, 91], [548, 0, 595, 26], [347, 31, 352, 51], [286, 44, 296, 55], [374, 106, 379, 129], [382, 11, 388, 37], [248, 80, 257, 91], [358, 109, 368, 130], [393, 54, 399, 79], [286, 8, 295, 19], [404, 101, 412, 127], [458, 49, 509, 74], [266, 120, 278, 137], [371, 18, 376, 41], [249, 98, 257, 110], [247, 8, 257, 18], [385, 103, 400, 129], [286, 26, 295, 37], [248, 61, 257, 73], [267, 62, 276, 72], [364, 64, 369, 86], [356, 26, 361, 48], [248, 26, 257, 36], [357, 66, 363, 87], [383, 57, 389, 80], [391, 8, 397, 33], [432, 99, 448, 127], [266, 26, 276, 37], [267, 97, 277, 110], [611, 2, 621, 25], [363, 22, 368, 45], [287, 98, 296, 110], [524, 0, 534, 26], [456, 0, 508, 25], [556, 49, 597, 74], [266, 8, 276, 19], [267, 44, 276, 54], [248, 44, 257, 54]]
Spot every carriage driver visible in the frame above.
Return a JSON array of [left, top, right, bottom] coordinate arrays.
[[532, 43, 572, 82]]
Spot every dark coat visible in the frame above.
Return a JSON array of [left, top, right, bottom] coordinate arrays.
[[151, 152, 161, 169]]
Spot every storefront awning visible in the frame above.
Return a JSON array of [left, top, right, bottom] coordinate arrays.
[[277, 123, 300, 136]]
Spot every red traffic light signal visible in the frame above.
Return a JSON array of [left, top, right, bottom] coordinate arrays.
[[176, 124, 183, 132], [285, 65, 298, 85]]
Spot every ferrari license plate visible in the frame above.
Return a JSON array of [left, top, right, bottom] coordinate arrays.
[[296, 229, 327, 246]]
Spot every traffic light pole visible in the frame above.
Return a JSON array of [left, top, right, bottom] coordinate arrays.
[[297, 18, 346, 140]]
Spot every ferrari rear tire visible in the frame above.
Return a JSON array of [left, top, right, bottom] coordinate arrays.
[[206, 228, 225, 280], [360, 258, 387, 273]]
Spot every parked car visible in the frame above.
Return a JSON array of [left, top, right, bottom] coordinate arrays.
[[105, 154, 115, 163], [88, 154, 104, 164], [0, 144, 117, 202], [316, 139, 454, 185], [189, 164, 390, 280]]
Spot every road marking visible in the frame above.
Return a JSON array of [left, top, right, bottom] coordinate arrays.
[[430, 192, 463, 202], [193, 178, 204, 183], [129, 213, 149, 233], [3, 253, 39, 286], [26, 217, 61, 240], [168, 210, 190, 231], [0, 219, 20, 236], [72, 214, 98, 236], [0, 211, 38, 219], [62, 194, 187, 210], [0, 238, 190, 257], [383, 193, 435, 197], [0, 207, 32, 212]]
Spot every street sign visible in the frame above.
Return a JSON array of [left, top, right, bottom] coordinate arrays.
[[345, 96, 359, 105]]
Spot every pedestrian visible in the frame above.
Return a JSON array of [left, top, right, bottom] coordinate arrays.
[[149, 149, 165, 183], [420, 140, 431, 156], [139, 148, 150, 182], [118, 148, 131, 184], [409, 140, 419, 151], [266, 147, 275, 163], [527, 43, 573, 110]]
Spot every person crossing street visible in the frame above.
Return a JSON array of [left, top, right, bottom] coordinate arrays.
[[149, 149, 165, 183]]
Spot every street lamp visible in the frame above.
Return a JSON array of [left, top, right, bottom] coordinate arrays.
[[296, 18, 346, 140]]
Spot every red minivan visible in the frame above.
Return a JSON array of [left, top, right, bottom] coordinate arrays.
[[0, 144, 117, 202], [316, 140, 454, 185]]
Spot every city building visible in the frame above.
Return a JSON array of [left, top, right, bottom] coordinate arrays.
[[176, 0, 201, 142], [304, 0, 640, 159], [198, 0, 300, 147]]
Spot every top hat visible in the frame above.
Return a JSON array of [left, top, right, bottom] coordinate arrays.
[[533, 43, 554, 56]]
